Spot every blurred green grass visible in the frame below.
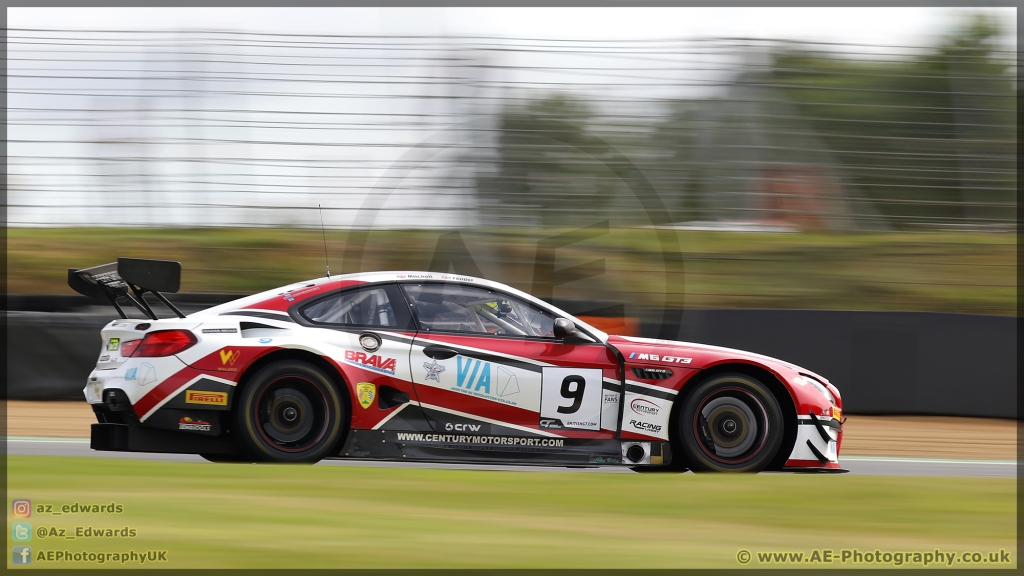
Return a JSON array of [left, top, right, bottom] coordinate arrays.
[[8, 227, 1015, 315], [6, 456, 1016, 569]]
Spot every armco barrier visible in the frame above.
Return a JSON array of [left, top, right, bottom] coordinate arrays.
[[6, 295, 239, 401], [649, 309, 1017, 419], [5, 296, 1016, 418]]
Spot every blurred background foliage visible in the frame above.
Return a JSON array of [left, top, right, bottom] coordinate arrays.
[[7, 14, 1016, 316], [10, 227, 1014, 315]]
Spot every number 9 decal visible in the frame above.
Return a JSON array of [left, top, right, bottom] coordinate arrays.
[[557, 376, 587, 414], [541, 368, 602, 430]]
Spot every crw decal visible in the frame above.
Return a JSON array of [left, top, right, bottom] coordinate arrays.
[[219, 349, 241, 366], [456, 356, 491, 393]]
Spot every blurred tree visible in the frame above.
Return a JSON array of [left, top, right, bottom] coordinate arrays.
[[644, 101, 707, 224], [476, 94, 621, 228], [645, 13, 1015, 230], [767, 13, 1016, 229]]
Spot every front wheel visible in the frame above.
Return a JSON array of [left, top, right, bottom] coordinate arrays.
[[677, 373, 784, 473], [234, 360, 347, 463]]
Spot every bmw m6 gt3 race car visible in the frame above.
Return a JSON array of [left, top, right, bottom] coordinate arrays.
[[71, 258, 844, 472]]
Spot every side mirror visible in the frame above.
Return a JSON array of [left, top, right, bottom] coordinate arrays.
[[554, 318, 579, 340]]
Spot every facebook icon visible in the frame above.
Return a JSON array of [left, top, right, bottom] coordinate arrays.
[[13, 546, 32, 565]]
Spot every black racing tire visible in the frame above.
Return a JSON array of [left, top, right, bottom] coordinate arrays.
[[676, 373, 784, 473], [234, 360, 347, 463]]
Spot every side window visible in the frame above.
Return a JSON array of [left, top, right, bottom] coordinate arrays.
[[300, 285, 412, 329], [401, 283, 556, 338]]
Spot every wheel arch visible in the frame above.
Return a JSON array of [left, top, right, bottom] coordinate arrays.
[[235, 347, 352, 454], [670, 362, 797, 471]]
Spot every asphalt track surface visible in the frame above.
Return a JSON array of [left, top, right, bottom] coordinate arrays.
[[6, 437, 1016, 477]]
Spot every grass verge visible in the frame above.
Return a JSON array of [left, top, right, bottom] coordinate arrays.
[[6, 455, 1016, 569]]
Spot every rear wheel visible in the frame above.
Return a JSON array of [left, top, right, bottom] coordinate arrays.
[[677, 373, 784, 473], [235, 360, 346, 463]]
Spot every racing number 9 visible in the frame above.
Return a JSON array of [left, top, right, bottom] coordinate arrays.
[[556, 376, 586, 414], [540, 367, 602, 431]]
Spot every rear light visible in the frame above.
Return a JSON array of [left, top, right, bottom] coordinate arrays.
[[133, 330, 197, 357], [120, 339, 141, 357]]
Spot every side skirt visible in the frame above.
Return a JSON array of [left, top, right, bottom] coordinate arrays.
[[91, 423, 239, 455], [339, 429, 626, 466]]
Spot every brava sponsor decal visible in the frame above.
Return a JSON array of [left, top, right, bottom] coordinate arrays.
[[628, 352, 691, 364], [630, 398, 661, 416], [629, 419, 663, 434], [185, 391, 228, 406], [178, 417, 212, 432], [344, 350, 397, 376]]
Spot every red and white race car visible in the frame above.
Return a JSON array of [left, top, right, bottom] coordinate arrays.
[[71, 259, 844, 472]]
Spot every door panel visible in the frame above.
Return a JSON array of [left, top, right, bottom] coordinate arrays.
[[401, 282, 621, 438], [409, 331, 620, 436]]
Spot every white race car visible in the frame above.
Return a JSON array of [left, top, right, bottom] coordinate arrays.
[[71, 258, 844, 472]]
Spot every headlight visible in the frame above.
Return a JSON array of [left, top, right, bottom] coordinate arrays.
[[802, 375, 835, 405]]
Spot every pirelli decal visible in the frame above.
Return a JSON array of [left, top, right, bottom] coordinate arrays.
[[185, 390, 228, 406]]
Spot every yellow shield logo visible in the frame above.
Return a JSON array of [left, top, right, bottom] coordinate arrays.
[[356, 382, 376, 409]]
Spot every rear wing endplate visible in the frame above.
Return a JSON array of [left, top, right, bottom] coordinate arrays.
[[67, 258, 185, 320]]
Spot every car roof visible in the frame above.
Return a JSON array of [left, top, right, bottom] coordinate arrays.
[[191, 271, 609, 342]]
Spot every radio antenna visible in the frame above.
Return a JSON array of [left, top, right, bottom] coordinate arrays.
[[318, 204, 331, 279]]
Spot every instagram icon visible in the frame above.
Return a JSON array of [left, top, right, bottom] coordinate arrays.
[[12, 499, 31, 518]]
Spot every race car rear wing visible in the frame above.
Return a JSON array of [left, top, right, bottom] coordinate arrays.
[[67, 258, 186, 320]]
